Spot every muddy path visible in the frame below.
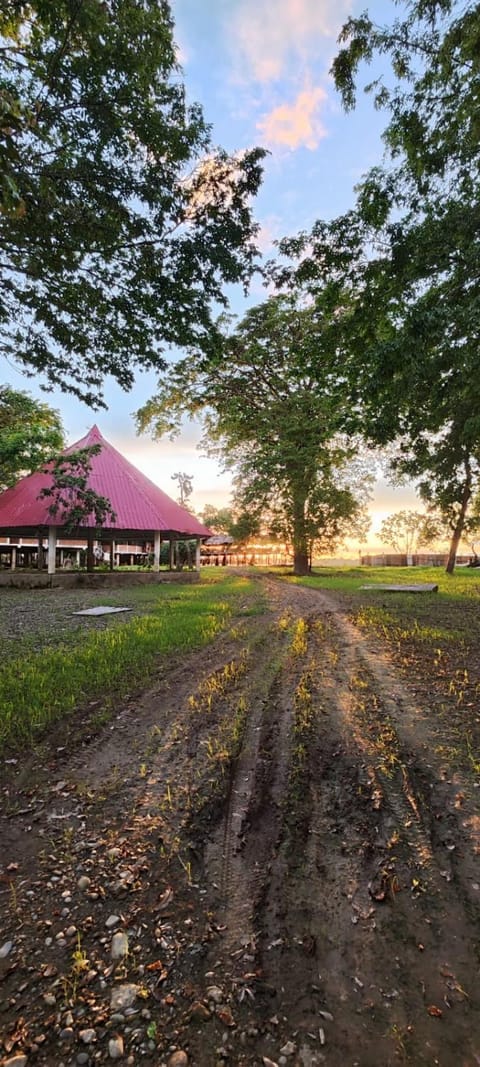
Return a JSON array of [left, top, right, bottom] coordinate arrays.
[[1, 576, 479, 1067]]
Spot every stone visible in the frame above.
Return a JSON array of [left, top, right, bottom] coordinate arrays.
[[206, 986, 224, 1004], [111, 932, 129, 959], [110, 984, 138, 1011], [76, 1056, 89, 1066], [189, 1001, 211, 1022], [168, 1053, 189, 1067], [108, 1037, 124, 1059], [77, 876, 91, 891], [280, 1043, 296, 1058], [0, 941, 13, 958], [3, 1056, 28, 1067], [79, 1028, 96, 1044], [59, 1028, 75, 1042], [106, 915, 120, 929]]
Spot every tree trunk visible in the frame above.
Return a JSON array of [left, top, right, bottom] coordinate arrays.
[[292, 496, 310, 576], [87, 530, 95, 572], [446, 461, 472, 575]]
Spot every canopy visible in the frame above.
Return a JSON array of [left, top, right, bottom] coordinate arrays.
[[0, 425, 211, 540]]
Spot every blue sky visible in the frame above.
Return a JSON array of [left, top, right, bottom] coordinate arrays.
[[4, 0, 419, 546]]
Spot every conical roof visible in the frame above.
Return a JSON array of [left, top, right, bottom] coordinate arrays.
[[0, 425, 211, 538]]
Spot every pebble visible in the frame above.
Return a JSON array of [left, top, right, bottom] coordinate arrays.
[[107, 848, 122, 861], [108, 1036, 124, 1059], [79, 1028, 96, 1044], [76, 1055, 89, 1066], [111, 932, 129, 959], [106, 915, 120, 929], [110, 984, 138, 1011], [59, 1028, 75, 1042], [168, 1054, 189, 1067], [77, 876, 91, 891], [3, 1056, 28, 1067], [280, 1043, 296, 1057], [43, 993, 56, 1006], [206, 986, 224, 1004], [0, 941, 13, 958], [66, 926, 77, 937], [189, 1001, 211, 1021]]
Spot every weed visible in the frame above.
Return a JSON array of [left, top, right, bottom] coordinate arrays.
[[62, 933, 89, 1005], [290, 618, 308, 656]]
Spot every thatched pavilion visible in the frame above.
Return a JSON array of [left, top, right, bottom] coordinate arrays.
[[0, 425, 211, 578]]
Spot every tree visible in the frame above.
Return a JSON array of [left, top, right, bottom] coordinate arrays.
[[39, 445, 116, 529], [136, 296, 373, 575], [0, 385, 65, 491], [199, 504, 261, 545], [274, 2, 479, 572], [379, 510, 443, 556], [172, 472, 193, 509], [0, 1, 265, 407], [39, 445, 116, 570]]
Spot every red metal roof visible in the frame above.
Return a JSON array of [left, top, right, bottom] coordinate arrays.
[[0, 425, 211, 537]]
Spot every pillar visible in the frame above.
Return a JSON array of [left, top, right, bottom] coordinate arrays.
[[37, 530, 43, 569], [110, 540, 115, 572], [47, 525, 57, 575], [169, 539, 174, 570], [10, 546, 16, 571], [195, 539, 201, 570], [153, 531, 160, 572]]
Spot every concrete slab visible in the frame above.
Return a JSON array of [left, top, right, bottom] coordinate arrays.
[[72, 606, 132, 616], [360, 584, 438, 593]]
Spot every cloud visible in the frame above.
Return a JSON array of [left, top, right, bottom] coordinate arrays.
[[230, 0, 351, 84], [257, 86, 327, 150]]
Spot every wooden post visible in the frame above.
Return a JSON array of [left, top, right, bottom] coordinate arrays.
[[195, 539, 201, 570], [47, 525, 57, 575], [169, 539, 174, 571], [110, 540, 115, 571], [153, 531, 160, 572], [10, 546, 16, 571]]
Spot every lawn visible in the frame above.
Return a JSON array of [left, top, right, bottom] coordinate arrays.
[[0, 573, 265, 752]]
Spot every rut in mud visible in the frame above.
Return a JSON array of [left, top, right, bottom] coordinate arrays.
[[1, 575, 479, 1067]]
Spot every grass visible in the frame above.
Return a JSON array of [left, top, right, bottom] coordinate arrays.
[[287, 564, 480, 599], [0, 574, 265, 753]]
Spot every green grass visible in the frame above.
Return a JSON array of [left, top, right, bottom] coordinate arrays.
[[0, 574, 264, 752], [287, 564, 480, 598]]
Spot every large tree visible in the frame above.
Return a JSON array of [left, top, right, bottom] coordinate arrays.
[[0, 0, 265, 407], [137, 296, 372, 575], [0, 385, 65, 491], [379, 509, 444, 556], [274, 1, 479, 573], [333, 0, 479, 574]]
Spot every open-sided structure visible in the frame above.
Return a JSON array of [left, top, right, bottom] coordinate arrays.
[[0, 425, 210, 575]]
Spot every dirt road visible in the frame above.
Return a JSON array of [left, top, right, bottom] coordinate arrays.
[[1, 576, 479, 1066]]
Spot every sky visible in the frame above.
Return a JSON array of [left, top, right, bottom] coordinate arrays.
[[4, 0, 420, 550]]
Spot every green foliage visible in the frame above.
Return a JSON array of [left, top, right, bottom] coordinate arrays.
[[199, 504, 260, 544], [277, 2, 479, 573], [379, 509, 445, 554], [0, 385, 64, 491], [137, 295, 373, 575], [0, 574, 261, 752], [0, 0, 265, 406], [38, 445, 116, 530]]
